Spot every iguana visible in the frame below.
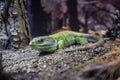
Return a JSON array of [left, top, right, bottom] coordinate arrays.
[[29, 30, 104, 52]]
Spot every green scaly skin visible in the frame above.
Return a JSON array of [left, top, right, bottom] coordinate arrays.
[[29, 31, 104, 52]]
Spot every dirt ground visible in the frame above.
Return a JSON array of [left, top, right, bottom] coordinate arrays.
[[1, 37, 120, 80]]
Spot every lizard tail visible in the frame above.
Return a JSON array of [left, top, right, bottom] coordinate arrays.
[[85, 36, 98, 43], [64, 38, 104, 52]]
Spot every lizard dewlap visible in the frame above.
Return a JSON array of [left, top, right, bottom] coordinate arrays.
[[29, 31, 98, 52]]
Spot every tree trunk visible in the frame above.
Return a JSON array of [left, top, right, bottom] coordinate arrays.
[[0, 0, 30, 49], [26, 0, 50, 37]]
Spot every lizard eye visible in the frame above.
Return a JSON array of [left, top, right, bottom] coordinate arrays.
[[36, 36, 54, 44], [37, 39, 44, 43], [37, 37, 50, 43]]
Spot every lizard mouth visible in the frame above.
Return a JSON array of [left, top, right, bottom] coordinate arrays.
[[29, 36, 57, 52]]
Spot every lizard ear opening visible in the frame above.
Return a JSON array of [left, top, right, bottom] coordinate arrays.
[[37, 36, 56, 45]]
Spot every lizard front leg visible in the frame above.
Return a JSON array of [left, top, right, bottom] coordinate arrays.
[[57, 40, 64, 49]]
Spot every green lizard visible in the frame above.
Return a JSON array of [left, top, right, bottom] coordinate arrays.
[[29, 30, 104, 52]]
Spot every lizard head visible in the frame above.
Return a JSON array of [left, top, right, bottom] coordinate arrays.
[[29, 36, 57, 52]]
